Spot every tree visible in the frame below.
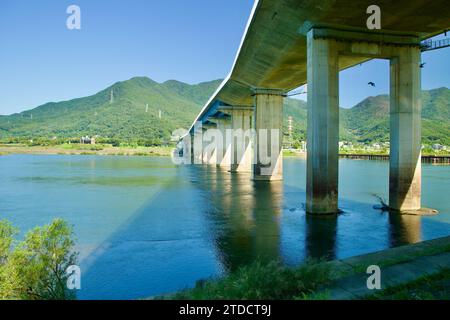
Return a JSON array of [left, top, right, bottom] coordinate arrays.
[[0, 218, 78, 300]]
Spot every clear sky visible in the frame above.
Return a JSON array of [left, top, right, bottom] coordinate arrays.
[[0, 0, 448, 115]]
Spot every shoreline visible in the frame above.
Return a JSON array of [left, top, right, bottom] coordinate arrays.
[[0, 144, 173, 157], [158, 236, 450, 300], [284, 149, 450, 163], [1, 145, 449, 162]]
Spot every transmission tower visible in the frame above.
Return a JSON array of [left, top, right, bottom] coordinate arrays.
[[288, 116, 293, 148]]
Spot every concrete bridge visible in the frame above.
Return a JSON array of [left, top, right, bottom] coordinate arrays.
[[181, 0, 449, 215]]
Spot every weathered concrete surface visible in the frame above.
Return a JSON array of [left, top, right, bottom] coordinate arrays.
[[389, 46, 422, 211], [306, 31, 339, 214], [321, 236, 450, 299], [305, 28, 424, 214], [327, 251, 450, 299], [253, 91, 284, 181]]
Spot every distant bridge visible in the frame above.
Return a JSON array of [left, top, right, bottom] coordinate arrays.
[[181, 0, 450, 215]]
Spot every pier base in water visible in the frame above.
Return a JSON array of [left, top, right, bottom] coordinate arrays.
[[374, 204, 438, 216]]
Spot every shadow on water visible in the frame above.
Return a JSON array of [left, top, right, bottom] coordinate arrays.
[[1, 155, 448, 299], [78, 161, 450, 299]]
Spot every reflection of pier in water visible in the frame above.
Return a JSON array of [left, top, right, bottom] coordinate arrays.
[[199, 165, 424, 271], [388, 213, 422, 246], [305, 215, 338, 260], [205, 166, 282, 272]]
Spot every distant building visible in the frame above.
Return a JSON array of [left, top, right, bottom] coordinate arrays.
[[432, 144, 444, 150], [301, 140, 307, 151], [339, 141, 353, 150], [80, 136, 96, 145]]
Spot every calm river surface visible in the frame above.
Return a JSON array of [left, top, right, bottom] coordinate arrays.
[[0, 154, 449, 299]]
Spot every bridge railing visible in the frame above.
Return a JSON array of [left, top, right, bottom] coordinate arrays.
[[420, 38, 450, 52]]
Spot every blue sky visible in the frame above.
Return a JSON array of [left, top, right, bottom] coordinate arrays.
[[0, 0, 448, 114]]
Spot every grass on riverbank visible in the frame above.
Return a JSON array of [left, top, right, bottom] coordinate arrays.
[[166, 259, 331, 300], [282, 149, 306, 157], [0, 143, 173, 157], [164, 237, 450, 300]]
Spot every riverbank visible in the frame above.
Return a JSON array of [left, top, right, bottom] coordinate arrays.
[[283, 149, 450, 163], [0, 144, 173, 156], [163, 236, 450, 300], [321, 236, 450, 299], [2, 145, 449, 160], [340, 153, 450, 164]]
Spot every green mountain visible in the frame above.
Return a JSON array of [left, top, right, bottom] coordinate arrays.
[[0, 77, 222, 145], [284, 87, 450, 145], [0, 77, 448, 146], [340, 87, 450, 145]]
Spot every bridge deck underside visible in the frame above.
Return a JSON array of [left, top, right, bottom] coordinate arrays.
[[202, 0, 449, 114]]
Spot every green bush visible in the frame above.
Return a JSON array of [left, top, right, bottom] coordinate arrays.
[[0, 218, 78, 300]]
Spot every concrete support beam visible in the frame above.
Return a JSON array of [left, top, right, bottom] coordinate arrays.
[[306, 31, 340, 215], [389, 47, 422, 211], [252, 90, 284, 181]]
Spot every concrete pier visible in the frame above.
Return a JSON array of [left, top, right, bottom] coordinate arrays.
[[210, 116, 232, 169], [226, 106, 253, 172], [306, 32, 339, 214], [202, 122, 219, 165], [193, 123, 203, 165], [305, 28, 423, 215], [389, 46, 422, 211], [252, 89, 284, 181]]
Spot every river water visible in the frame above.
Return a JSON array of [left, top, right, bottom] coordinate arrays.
[[0, 154, 448, 299]]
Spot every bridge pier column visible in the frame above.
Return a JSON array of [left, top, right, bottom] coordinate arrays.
[[306, 31, 339, 214], [389, 46, 421, 211], [192, 123, 203, 164], [201, 127, 208, 164], [202, 123, 219, 165], [230, 107, 253, 172], [214, 117, 232, 169], [252, 90, 285, 181], [304, 27, 425, 214], [189, 132, 195, 164], [180, 136, 191, 163]]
